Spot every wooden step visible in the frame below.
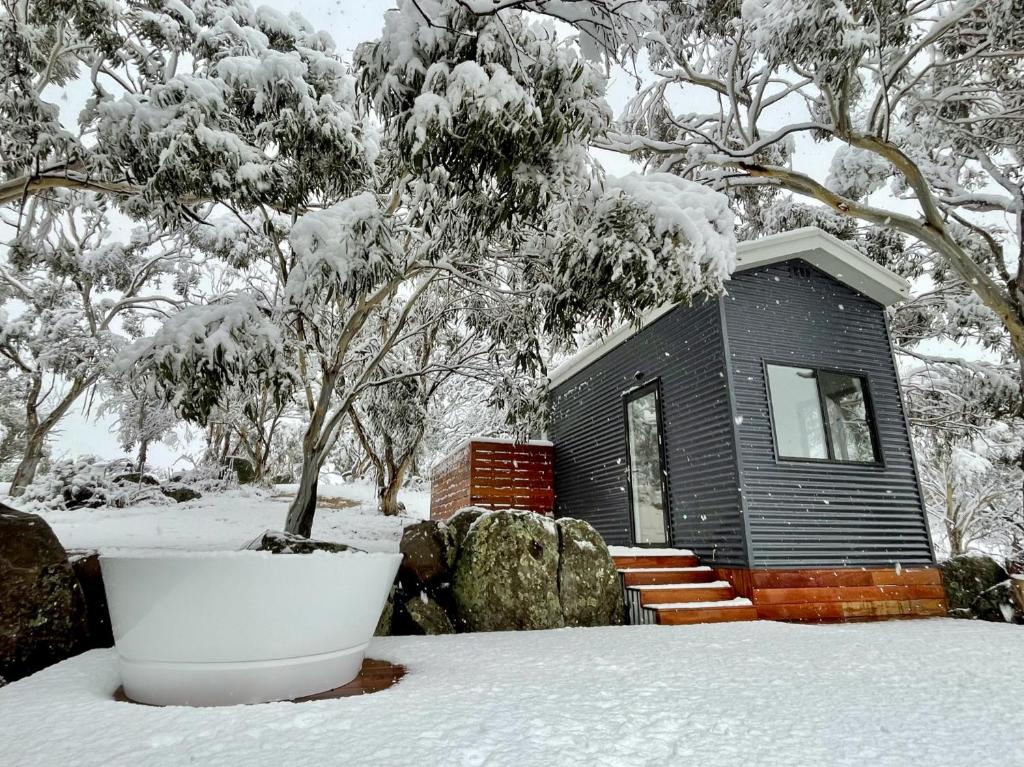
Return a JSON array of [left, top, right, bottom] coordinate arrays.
[[655, 605, 760, 625], [613, 554, 700, 569], [621, 567, 716, 586], [632, 583, 736, 606], [651, 600, 759, 625], [756, 598, 947, 623]]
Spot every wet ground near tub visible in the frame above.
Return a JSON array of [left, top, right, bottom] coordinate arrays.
[[112, 658, 406, 707]]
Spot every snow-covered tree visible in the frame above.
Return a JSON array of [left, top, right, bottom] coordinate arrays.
[[348, 285, 515, 516], [582, 1, 1024, 374], [0, 192, 189, 494], [87, 0, 736, 536], [916, 423, 1023, 559], [98, 376, 179, 473]]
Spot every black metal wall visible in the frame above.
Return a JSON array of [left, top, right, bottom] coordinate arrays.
[[548, 299, 749, 566], [722, 260, 933, 568]]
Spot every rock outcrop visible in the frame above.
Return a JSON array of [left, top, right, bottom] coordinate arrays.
[[0, 504, 89, 682]]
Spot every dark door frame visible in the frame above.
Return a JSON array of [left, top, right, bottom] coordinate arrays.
[[622, 379, 672, 548]]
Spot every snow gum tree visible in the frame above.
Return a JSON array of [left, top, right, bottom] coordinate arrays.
[[587, 0, 1024, 386], [0, 191, 189, 494], [2, 0, 735, 534]]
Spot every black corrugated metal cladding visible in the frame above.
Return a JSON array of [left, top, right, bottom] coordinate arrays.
[[724, 260, 933, 568], [548, 258, 934, 570], [548, 298, 748, 567]]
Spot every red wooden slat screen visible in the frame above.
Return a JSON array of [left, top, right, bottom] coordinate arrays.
[[430, 439, 554, 521]]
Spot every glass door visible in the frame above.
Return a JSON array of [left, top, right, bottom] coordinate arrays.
[[625, 384, 669, 545]]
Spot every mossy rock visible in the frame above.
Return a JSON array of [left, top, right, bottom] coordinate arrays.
[[403, 593, 456, 635], [445, 507, 488, 552], [557, 517, 624, 627], [940, 555, 1013, 621], [374, 586, 395, 637], [452, 510, 563, 632], [0, 504, 89, 682], [399, 520, 456, 588]]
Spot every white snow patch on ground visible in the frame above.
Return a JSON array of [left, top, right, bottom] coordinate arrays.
[[1, 621, 1022, 766], [29, 481, 429, 554], [608, 545, 694, 556]]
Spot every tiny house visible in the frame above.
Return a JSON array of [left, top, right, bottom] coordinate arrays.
[[547, 227, 945, 623]]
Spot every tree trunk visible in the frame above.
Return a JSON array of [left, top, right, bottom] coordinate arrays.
[[378, 471, 404, 516], [136, 438, 149, 474], [285, 413, 329, 536], [9, 431, 45, 497], [377, 456, 412, 517], [285, 450, 320, 537]]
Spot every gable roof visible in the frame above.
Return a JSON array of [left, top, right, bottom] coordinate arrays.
[[547, 226, 910, 390]]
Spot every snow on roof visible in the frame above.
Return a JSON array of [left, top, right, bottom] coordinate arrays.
[[547, 227, 910, 390]]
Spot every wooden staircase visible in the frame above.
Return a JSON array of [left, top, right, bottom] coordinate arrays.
[[612, 548, 758, 626]]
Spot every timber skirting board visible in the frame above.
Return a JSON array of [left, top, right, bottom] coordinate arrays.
[[713, 566, 948, 623]]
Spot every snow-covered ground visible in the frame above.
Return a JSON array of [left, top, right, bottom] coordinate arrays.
[[29, 482, 430, 554], [2, 620, 1021, 766]]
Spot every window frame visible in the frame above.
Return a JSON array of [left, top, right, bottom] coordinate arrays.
[[621, 379, 672, 547], [763, 361, 884, 467]]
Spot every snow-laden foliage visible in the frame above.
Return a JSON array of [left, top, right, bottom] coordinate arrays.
[[916, 423, 1023, 560], [544, 173, 734, 333], [2, 0, 373, 218], [2, 0, 737, 532], [98, 378, 180, 472], [18, 456, 171, 511], [286, 193, 398, 308], [124, 295, 294, 424], [0, 192, 191, 494], [588, 0, 1024, 376]]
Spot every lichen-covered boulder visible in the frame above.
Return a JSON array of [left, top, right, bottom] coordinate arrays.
[[374, 586, 395, 637], [242, 530, 362, 555], [404, 593, 456, 635], [940, 555, 1013, 621], [160, 484, 202, 503], [452, 510, 563, 632], [399, 521, 455, 587], [68, 551, 114, 649], [557, 518, 624, 627], [0, 504, 88, 682], [112, 472, 160, 486], [445, 507, 487, 551], [227, 457, 257, 484]]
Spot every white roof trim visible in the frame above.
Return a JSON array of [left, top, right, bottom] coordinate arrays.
[[547, 227, 910, 390], [733, 227, 909, 306]]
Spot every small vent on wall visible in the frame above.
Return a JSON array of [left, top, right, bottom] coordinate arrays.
[[790, 263, 813, 279]]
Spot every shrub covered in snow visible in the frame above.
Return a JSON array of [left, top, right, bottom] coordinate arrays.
[[19, 457, 171, 511]]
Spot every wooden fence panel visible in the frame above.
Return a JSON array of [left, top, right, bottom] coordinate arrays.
[[430, 439, 554, 522]]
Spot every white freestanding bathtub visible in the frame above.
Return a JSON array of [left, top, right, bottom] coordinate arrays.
[[100, 550, 401, 706]]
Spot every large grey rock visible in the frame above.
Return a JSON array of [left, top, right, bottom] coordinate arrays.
[[0, 504, 88, 682], [556, 518, 625, 627], [940, 555, 1014, 621], [67, 551, 114, 649], [404, 593, 456, 635], [226, 457, 257, 485], [242, 530, 362, 555], [399, 521, 456, 587], [160, 483, 202, 503], [452, 510, 563, 632], [374, 586, 395, 637], [445, 507, 487, 551]]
